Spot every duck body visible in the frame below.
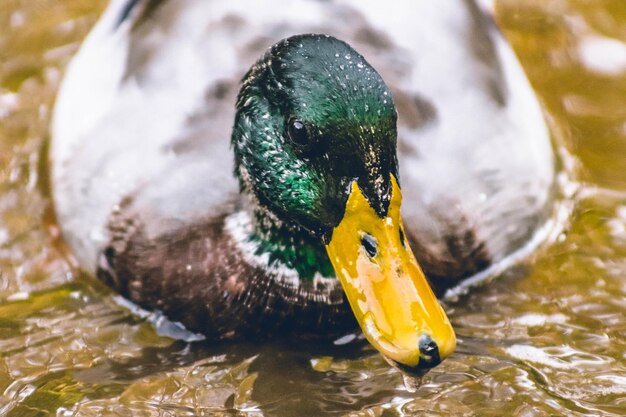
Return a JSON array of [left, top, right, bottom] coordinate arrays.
[[51, 0, 554, 348]]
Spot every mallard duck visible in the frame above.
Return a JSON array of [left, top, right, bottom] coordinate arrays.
[[50, 0, 555, 373]]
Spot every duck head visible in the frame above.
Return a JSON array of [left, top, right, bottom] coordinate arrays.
[[232, 34, 455, 372]]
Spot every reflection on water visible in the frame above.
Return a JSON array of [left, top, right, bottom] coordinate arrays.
[[1, 0, 625, 415]]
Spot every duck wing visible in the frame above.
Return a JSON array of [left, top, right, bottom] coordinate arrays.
[[51, 0, 245, 270]]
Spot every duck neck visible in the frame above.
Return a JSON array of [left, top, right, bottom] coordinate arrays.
[[247, 204, 335, 281]]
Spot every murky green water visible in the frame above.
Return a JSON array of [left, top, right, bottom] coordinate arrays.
[[1, 1, 625, 415]]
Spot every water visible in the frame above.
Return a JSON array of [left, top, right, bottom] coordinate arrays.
[[1, 0, 626, 415]]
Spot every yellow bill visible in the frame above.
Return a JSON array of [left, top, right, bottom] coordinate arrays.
[[325, 175, 455, 370]]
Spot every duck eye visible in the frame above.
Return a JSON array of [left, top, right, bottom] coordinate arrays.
[[287, 118, 309, 147]]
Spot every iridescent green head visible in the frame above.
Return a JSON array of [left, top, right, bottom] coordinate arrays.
[[231, 34, 456, 373], [232, 34, 398, 241]]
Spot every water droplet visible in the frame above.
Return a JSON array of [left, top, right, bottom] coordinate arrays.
[[335, 53, 340, 58], [365, 104, 369, 112], [344, 53, 351, 60], [339, 64, 345, 70], [357, 62, 364, 69]]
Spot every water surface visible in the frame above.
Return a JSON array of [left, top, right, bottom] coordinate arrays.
[[1, 0, 625, 415]]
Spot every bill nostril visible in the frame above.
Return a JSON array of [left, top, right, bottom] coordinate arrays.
[[361, 233, 378, 258]]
